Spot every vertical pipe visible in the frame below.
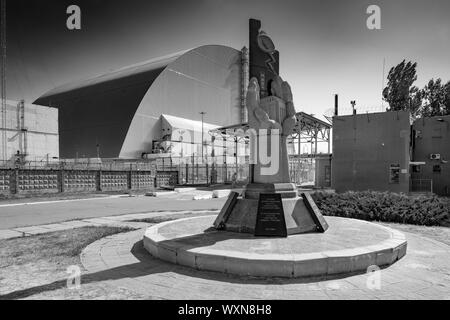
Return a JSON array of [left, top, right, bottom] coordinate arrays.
[[235, 137, 238, 180], [223, 136, 227, 182], [241, 47, 249, 123], [297, 133, 301, 185], [334, 94, 338, 116], [327, 129, 331, 154], [16, 101, 21, 156]]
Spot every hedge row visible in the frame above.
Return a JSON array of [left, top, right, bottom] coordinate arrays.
[[311, 191, 450, 227]]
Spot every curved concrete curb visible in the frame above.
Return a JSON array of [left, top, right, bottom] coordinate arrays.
[[143, 216, 408, 278]]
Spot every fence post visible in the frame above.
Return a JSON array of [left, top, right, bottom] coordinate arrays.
[[9, 169, 18, 195], [128, 170, 132, 190], [97, 169, 102, 191], [12, 168, 19, 194], [59, 168, 65, 193]]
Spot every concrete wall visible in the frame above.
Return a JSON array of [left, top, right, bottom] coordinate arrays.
[[0, 100, 59, 162], [332, 111, 411, 193], [411, 115, 450, 196], [315, 155, 332, 189], [0, 168, 156, 196]]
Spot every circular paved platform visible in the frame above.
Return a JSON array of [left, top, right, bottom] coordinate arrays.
[[81, 226, 450, 299], [143, 215, 407, 278]]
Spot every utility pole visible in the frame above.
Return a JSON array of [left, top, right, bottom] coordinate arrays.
[[199, 111, 206, 163], [1, 0, 7, 161]]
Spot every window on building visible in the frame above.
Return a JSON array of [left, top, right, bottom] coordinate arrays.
[[433, 165, 441, 173], [389, 164, 400, 184]]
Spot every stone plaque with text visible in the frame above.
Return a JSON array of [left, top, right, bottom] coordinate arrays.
[[255, 193, 287, 237]]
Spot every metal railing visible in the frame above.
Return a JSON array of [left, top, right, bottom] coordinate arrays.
[[410, 179, 433, 193]]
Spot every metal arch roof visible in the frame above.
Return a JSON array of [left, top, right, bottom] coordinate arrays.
[[295, 112, 331, 129], [32, 45, 242, 159], [161, 114, 219, 133], [209, 112, 331, 135], [36, 49, 190, 101]]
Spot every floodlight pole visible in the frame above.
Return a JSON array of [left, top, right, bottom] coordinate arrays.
[[199, 111, 206, 164]]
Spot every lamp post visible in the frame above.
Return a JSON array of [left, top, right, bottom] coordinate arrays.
[[199, 111, 207, 184], [199, 112, 206, 163]]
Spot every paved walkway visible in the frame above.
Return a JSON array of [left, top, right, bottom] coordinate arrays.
[[0, 210, 219, 240], [80, 227, 450, 299]]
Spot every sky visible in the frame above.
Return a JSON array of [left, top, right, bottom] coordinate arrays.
[[5, 0, 450, 120]]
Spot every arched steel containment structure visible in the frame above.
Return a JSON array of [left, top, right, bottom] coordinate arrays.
[[35, 45, 242, 159]]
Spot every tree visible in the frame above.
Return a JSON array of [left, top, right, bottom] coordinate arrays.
[[444, 81, 450, 115], [420, 78, 450, 117], [383, 60, 420, 114], [409, 85, 424, 117]]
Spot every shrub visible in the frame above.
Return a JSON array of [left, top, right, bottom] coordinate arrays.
[[311, 191, 450, 227]]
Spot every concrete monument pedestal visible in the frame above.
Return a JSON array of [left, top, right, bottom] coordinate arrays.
[[222, 196, 322, 235], [216, 182, 328, 235], [143, 215, 407, 278]]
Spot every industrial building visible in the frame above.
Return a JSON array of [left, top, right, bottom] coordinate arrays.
[[3, 16, 447, 196], [30, 19, 331, 187], [332, 111, 450, 196], [2, 16, 446, 196], [411, 114, 450, 196], [0, 99, 58, 164], [34, 45, 242, 160]]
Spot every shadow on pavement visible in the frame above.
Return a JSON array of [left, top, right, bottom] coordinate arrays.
[[0, 237, 395, 300]]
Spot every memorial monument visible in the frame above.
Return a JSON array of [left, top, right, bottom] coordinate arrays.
[[143, 19, 407, 279], [213, 20, 328, 236]]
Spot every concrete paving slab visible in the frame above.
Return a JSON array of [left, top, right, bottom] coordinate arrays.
[[60, 220, 97, 228], [12, 226, 52, 235], [0, 229, 24, 240], [82, 218, 118, 225]]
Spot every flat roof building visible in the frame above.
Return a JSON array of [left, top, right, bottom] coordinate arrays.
[[332, 111, 412, 194], [0, 99, 58, 163], [332, 111, 450, 196], [411, 115, 450, 196]]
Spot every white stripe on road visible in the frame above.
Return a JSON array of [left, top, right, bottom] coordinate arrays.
[[0, 195, 126, 208]]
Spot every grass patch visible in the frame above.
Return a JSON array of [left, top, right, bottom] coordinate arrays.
[[312, 191, 450, 227], [0, 226, 133, 268]]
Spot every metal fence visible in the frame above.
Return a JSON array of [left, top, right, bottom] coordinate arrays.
[[410, 179, 433, 193], [0, 159, 156, 171], [155, 155, 316, 186], [155, 156, 249, 185], [0, 154, 318, 190]]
